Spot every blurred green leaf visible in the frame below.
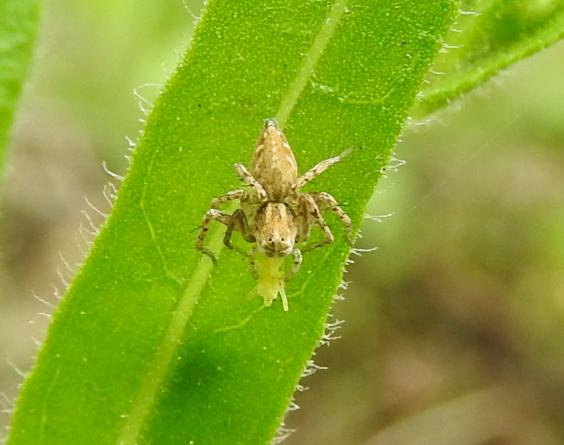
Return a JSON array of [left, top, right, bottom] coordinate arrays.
[[0, 0, 40, 175], [414, 0, 564, 116], [7, 1, 456, 444]]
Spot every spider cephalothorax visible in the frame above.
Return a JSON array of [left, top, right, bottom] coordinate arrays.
[[253, 202, 298, 257], [197, 119, 352, 310]]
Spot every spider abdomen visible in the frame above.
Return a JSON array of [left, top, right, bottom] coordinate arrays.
[[251, 119, 298, 200]]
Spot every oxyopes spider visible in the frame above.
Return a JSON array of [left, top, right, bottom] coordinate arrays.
[[197, 119, 353, 311]]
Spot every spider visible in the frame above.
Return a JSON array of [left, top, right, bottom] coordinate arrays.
[[196, 118, 353, 310]]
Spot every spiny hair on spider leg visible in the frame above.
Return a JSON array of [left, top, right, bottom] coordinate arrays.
[[215, 179, 231, 193], [336, 201, 352, 208], [189, 224, 203, 233]]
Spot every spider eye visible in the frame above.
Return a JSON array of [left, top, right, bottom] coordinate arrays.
[[268, 237, 272, 242], [281, 237, 285, 242]]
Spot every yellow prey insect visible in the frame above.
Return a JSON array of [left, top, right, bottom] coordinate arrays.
[[197, 119, 352, 311]]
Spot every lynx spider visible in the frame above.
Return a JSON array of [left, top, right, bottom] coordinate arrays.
[[196, 119, 353, 310]]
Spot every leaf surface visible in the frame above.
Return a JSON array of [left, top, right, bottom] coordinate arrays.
[[0, 0, 40, 174], [415, 0, 564, 116], [7, 1, 457, 444]]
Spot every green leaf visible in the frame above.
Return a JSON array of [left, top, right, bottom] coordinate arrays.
[[0, 0, 41, 174], [414, 0, 564, 117], [7, 1, 457, 444]]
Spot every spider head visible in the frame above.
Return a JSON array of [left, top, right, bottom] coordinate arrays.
[[255, 202, 297, 257]]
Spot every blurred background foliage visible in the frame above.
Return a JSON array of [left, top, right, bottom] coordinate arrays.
[[1, 0, 563, 444]]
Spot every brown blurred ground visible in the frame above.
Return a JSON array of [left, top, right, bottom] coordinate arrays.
[[1, 2, 563, 444]]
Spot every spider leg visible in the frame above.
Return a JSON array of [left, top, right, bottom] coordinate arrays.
[[234, 163, 268, 201], [211, 189, 244, 207], [224, 209, 255, 255], [249, 246, 258, 279], [196, 209, 232, 263], [295, 193, 311, 244], [294, 148, 352, 189], [300, 194, 334, 253], [311, 192, 353, 246], [286, 247, 302, 280]]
